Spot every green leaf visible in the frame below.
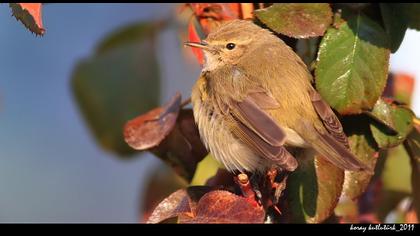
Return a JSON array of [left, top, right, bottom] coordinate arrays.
[[370, 99, 414, 149], [343, 133, 378, 200], [295, 38, 320, 69], [376, 190, 410, 221], [374, 139, 413, 221], [255, 3, 332, 38], [285, 150, 344, 223], [404, 124, 420, 218], [382, 145, 412, 194], [190, 154, 223, 186], [95, 20, 167, 55], [71, 22, 160, 157], [315, 13, 390, 115], [364, 98, 398, 135], [398, 3, 420, 30], [379, 4, 408, 53], [341, 116, 379, 200]]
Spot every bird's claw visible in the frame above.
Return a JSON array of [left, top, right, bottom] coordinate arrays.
[[234, 169, 289, 213]]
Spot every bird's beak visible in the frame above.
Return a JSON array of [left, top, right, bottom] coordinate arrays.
[[184, 41, 211, 51]]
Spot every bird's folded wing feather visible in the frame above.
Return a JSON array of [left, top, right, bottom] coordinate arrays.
[[227, 88, 370, 173], [309, 90, 350, 149], [226, 90, 297, 171], [300, 120, 372, 173], [307, 89, 372, 173]]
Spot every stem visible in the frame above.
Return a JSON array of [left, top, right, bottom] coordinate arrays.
[[181, 97, 191, 108], [234, 173, 256, 200]]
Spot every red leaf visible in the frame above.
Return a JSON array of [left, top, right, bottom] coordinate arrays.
[[189, 3, 242, 35], [179, 190, 265, 223], [148, 188, 266, 224], [124, 92, 181, 150], [255, 3, 333, 38], [240, 3, 255, 19], [150, 109, 208, 180], [405, 209, 418, 223], [9, 3, 45, 35], [190, 3, 241, 21], [147, 189, 192, 224], [124, 93, 208, 181], [141, 165, 187, 222], [185, 3, 245, 65], [176, 109, 208, 161], [147, 186, 212, 223]]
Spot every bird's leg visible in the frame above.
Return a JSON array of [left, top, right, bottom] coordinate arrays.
[[234, 170, 288, 210], [234, 172, 266, 206]]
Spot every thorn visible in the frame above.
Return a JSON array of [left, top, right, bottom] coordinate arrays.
[[273, 205, 282, 215]]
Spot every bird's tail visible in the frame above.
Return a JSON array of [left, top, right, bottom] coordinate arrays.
[[301, 121, 373, 174]]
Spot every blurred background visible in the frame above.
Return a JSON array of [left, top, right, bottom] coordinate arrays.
[[0, 3, 418, 222]]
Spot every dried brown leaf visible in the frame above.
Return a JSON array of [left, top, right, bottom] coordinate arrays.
[[141, 165, 187, 222], [255, 3, 332, 38], [179, 190, 265, 223], [147, 186, 212, 224], [124, 93, 208, 180], [124, 92, 181, 150], [150, 109, 208, 181], [147, 189, 192, 224]]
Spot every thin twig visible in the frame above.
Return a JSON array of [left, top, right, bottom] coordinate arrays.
[[181, 97, 192, 108]]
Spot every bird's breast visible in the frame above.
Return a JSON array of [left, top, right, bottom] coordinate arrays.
[[283, 127, 310, 148], [191, 85, 266, 173]]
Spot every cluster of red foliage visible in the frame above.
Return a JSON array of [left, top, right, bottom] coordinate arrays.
[[184, 3, 256, 64], [10, 3, 44, 35]]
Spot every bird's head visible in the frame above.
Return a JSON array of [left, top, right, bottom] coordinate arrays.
[[185, 20, 271, 71]]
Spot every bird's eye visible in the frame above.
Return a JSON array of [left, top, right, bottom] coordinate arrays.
[[226, 43, 236, 50]]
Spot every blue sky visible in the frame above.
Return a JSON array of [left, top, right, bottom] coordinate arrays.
[[0, 3, 191, 223], [0, 4, 418, 222]]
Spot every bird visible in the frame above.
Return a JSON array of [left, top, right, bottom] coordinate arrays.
[[185, 19, 370, 177]]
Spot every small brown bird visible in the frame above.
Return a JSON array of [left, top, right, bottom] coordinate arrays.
[[186, 20, 369, 175]]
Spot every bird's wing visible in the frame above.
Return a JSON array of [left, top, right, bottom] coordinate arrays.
[[302, 89, 373, 173], [226, 90, 297, 171], [309, 90, 350, 149], [227, 89, 370, 173], [299, 120, 372, 173]]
